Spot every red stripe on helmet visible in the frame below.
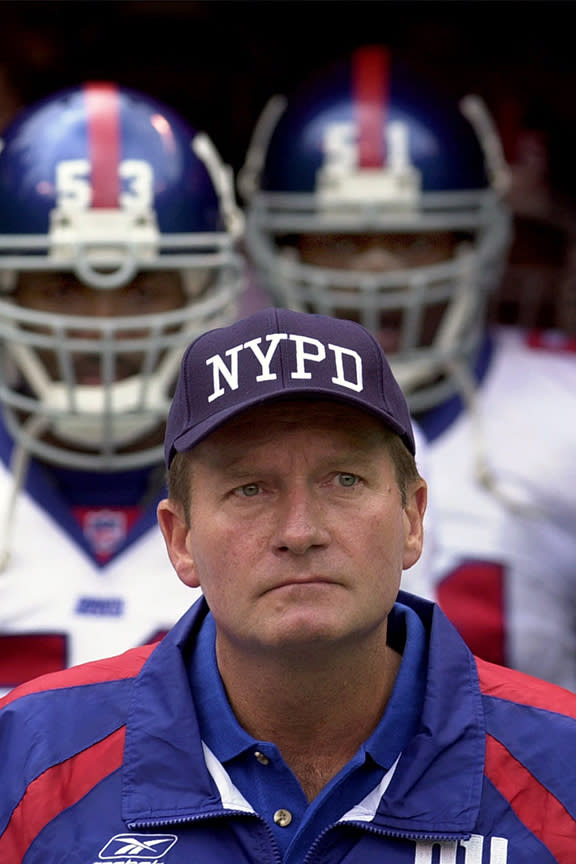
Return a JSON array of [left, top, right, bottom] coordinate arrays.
[[353, 45, 389, 169], [0, 726, 125, 861], [84, 82, 121, 208]]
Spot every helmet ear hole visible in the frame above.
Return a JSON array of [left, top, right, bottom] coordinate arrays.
[[0, 82, 245, 470]]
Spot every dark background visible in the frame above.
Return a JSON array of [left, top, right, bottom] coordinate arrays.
[[2, 0, 576, 193]]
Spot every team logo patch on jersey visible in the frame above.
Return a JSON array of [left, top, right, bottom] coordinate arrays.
[[84, 509, 128, 557], [98, 833, 178, 859], [73, 506, 141, 562]]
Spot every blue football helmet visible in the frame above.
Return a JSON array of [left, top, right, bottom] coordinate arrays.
[[241, 46, 512, 412], [0, 82, 244, 470]]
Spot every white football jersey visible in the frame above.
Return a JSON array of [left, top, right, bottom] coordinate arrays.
[[425, 326, 576, 691], [0, 447, 199, 697]]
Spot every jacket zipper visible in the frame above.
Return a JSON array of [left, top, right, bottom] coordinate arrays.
[[128, 808, 283, 864], [129, 811, 469, 862], [303, 819, 471, 863]]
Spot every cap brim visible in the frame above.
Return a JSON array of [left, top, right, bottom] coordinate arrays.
[[169, 385, 414, 463]]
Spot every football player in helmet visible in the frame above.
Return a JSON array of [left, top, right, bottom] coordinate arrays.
[[0, 82, 244, 692], [241, 46, 576, 691], [240, 45, 511, 415]]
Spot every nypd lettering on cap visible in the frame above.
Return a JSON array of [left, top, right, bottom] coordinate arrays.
[[164, 307, 415, 465], [206, 333, 364, 403]]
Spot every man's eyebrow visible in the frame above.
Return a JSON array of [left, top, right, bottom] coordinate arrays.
[[203, 445, 381, 474]]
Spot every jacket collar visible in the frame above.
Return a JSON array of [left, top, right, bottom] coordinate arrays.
[[370, 592, 485, 835], [122, 592, 485, 836]]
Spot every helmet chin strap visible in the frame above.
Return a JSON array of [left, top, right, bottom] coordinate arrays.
[[44, 376, 169, 450]]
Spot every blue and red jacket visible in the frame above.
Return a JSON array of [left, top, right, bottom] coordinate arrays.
[[1, 591, 576, 863]]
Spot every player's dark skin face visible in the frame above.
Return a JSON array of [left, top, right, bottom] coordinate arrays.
[[11, 270, 188, 454], [15, 270, 186, 319], [296, 231, 460, 272], [14, 270, 186, 382], [287, 232, 463, 352]]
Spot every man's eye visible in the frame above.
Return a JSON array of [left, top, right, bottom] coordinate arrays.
[[46, 281, 78, 300], [334, 237, 360, 256], [237, 483, 260, 497], [337, 473, 358, 488], [409, 236, 434, 252]]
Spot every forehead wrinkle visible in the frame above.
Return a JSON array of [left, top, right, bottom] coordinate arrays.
[[192, 404, 392, 476]]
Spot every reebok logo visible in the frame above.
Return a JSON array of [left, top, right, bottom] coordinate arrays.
[[98, 833, 178, 860]]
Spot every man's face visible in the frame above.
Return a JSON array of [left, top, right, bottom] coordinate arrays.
[[159, 400, 426, 660], [285, 231, 464, 353], [15, 270, 186, 318], [14, 270, 186, 383], [296, 231, 460, 272]]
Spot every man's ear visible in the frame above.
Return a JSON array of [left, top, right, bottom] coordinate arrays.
[[157, 498, 200, 588], [402, 479, 427, 570]]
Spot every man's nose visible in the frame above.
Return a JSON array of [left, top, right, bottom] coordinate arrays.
[[85, 291, 122, 317], [350, 244, 403, 273], [71, 290, 128, 341], [274, 488, 330, 555]]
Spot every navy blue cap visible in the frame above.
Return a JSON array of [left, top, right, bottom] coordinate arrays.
[[165, 308, 415, 466]]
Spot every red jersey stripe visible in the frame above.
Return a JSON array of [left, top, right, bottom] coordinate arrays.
[[0, 642, 155, 709], [0, 726, 125, 862], [527, 329, 576, 354], [477, 656, 576, 719], [485, 734, 576, 862], [84, 82, 121, 208], [353, 45, 388, 169], [0, 633, 68, 688], [438, 561, 507, 665]]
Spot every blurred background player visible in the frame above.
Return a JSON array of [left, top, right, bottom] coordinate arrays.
[[240, 45, 576, 691], [0, 82, 245, 694]]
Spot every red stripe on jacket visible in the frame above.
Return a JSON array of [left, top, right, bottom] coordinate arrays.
[[0, 726, 125, 862], [353, 45, 388, 169], [476, 655, 576, 718], [84, 82, 121, 208], [485, 733, 576, 862]]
